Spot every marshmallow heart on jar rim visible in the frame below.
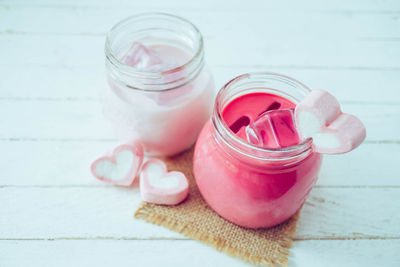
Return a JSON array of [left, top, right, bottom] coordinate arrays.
[[103, 13, 215, 157], [295, 90, 366, 154]]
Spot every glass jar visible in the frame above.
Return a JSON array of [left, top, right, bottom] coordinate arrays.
[[193, 73, 323, 228], [103, 13, 215, 156]]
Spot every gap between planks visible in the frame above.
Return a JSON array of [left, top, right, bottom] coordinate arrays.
[[0, 1, 399, 14], [2, 31, 400, 43], [1, 97, 400, 106], [1, 185, 400, 189], [0, 138, 398, 144], [2, 64, 400, 71], [1, 2, 399, 12], [1, 236, 399, 241]]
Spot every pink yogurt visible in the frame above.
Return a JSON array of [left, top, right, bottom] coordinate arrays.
[[104, 14, 215, 156], [193, 73, 323, 228]]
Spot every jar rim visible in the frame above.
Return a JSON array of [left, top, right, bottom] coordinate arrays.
[[104, 12, 204, 92], [212, 72, 314, 161]]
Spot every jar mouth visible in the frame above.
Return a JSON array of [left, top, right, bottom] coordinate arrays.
[[212, 72, 314, 161], [105, 12, 204, 92]]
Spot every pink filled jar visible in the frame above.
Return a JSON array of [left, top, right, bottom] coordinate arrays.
[[193, 73, 323, 228], [103, 13, 215, 156]]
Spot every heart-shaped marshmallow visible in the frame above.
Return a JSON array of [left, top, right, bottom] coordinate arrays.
[[140, 159, 189, 205], [295, 90, 366, 154], [91, 143, 144, 186]]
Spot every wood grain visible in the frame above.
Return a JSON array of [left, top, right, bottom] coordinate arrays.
[[1, 0, 399, 265], [1, 0, 399, 11], [0, 142, 398, 186], [0, 239, 399, 267], [1, 7, 400, 40], [1, 66, 400, 103], [2, 35, 400, 69], [0, 101, 397, 141], [0, 187, 398, 240]]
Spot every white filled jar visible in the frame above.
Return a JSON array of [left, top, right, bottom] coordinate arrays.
[[103, 13, 215, 156]]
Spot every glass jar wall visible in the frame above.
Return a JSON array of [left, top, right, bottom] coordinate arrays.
[[103, 13, 215, 156], [193, 73, 322, 228]]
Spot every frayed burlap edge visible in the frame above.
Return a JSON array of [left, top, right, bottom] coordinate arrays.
[[134, 204, 299, 267]]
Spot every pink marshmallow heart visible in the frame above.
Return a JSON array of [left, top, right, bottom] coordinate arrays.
[[140, 159, 189, 205], [295, 90, 366, 154], [90, 143, 144, 186]]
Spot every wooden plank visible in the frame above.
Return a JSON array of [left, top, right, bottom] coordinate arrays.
[[1, 34, 400, 69], [289, 239, 400, 267], [0, 187, 398, 239], [0, 186, 180, 239], [0, 100, 114, 140], [0, 239, 249, 267], [0, 66, 103, 100], [1, 7, 400, 40], [212, 66, 400, 104], [317, 143, 400, 186], [0, 100, 396, 141], [0, 140, 115, 186], [0, 239, 399, 267], [296, 188, 400, 240], [1, 0, 399, 12], [1, 66, 400, 103], [0, 2, 398, 267], [0, 142, 398, 187]]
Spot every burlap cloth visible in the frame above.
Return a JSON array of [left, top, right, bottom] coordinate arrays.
[[134, 147, 300, 267]]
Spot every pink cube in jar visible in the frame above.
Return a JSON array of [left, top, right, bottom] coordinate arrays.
[[193, 73, 323, 228]]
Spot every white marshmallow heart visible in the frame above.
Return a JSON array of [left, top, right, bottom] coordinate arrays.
[[90, 143, 144, 186], [295, 90, 366, 154], [140, 159, 189, 205]]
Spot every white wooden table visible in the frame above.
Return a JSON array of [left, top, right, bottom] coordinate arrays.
[[1, 0, 399, 266]]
